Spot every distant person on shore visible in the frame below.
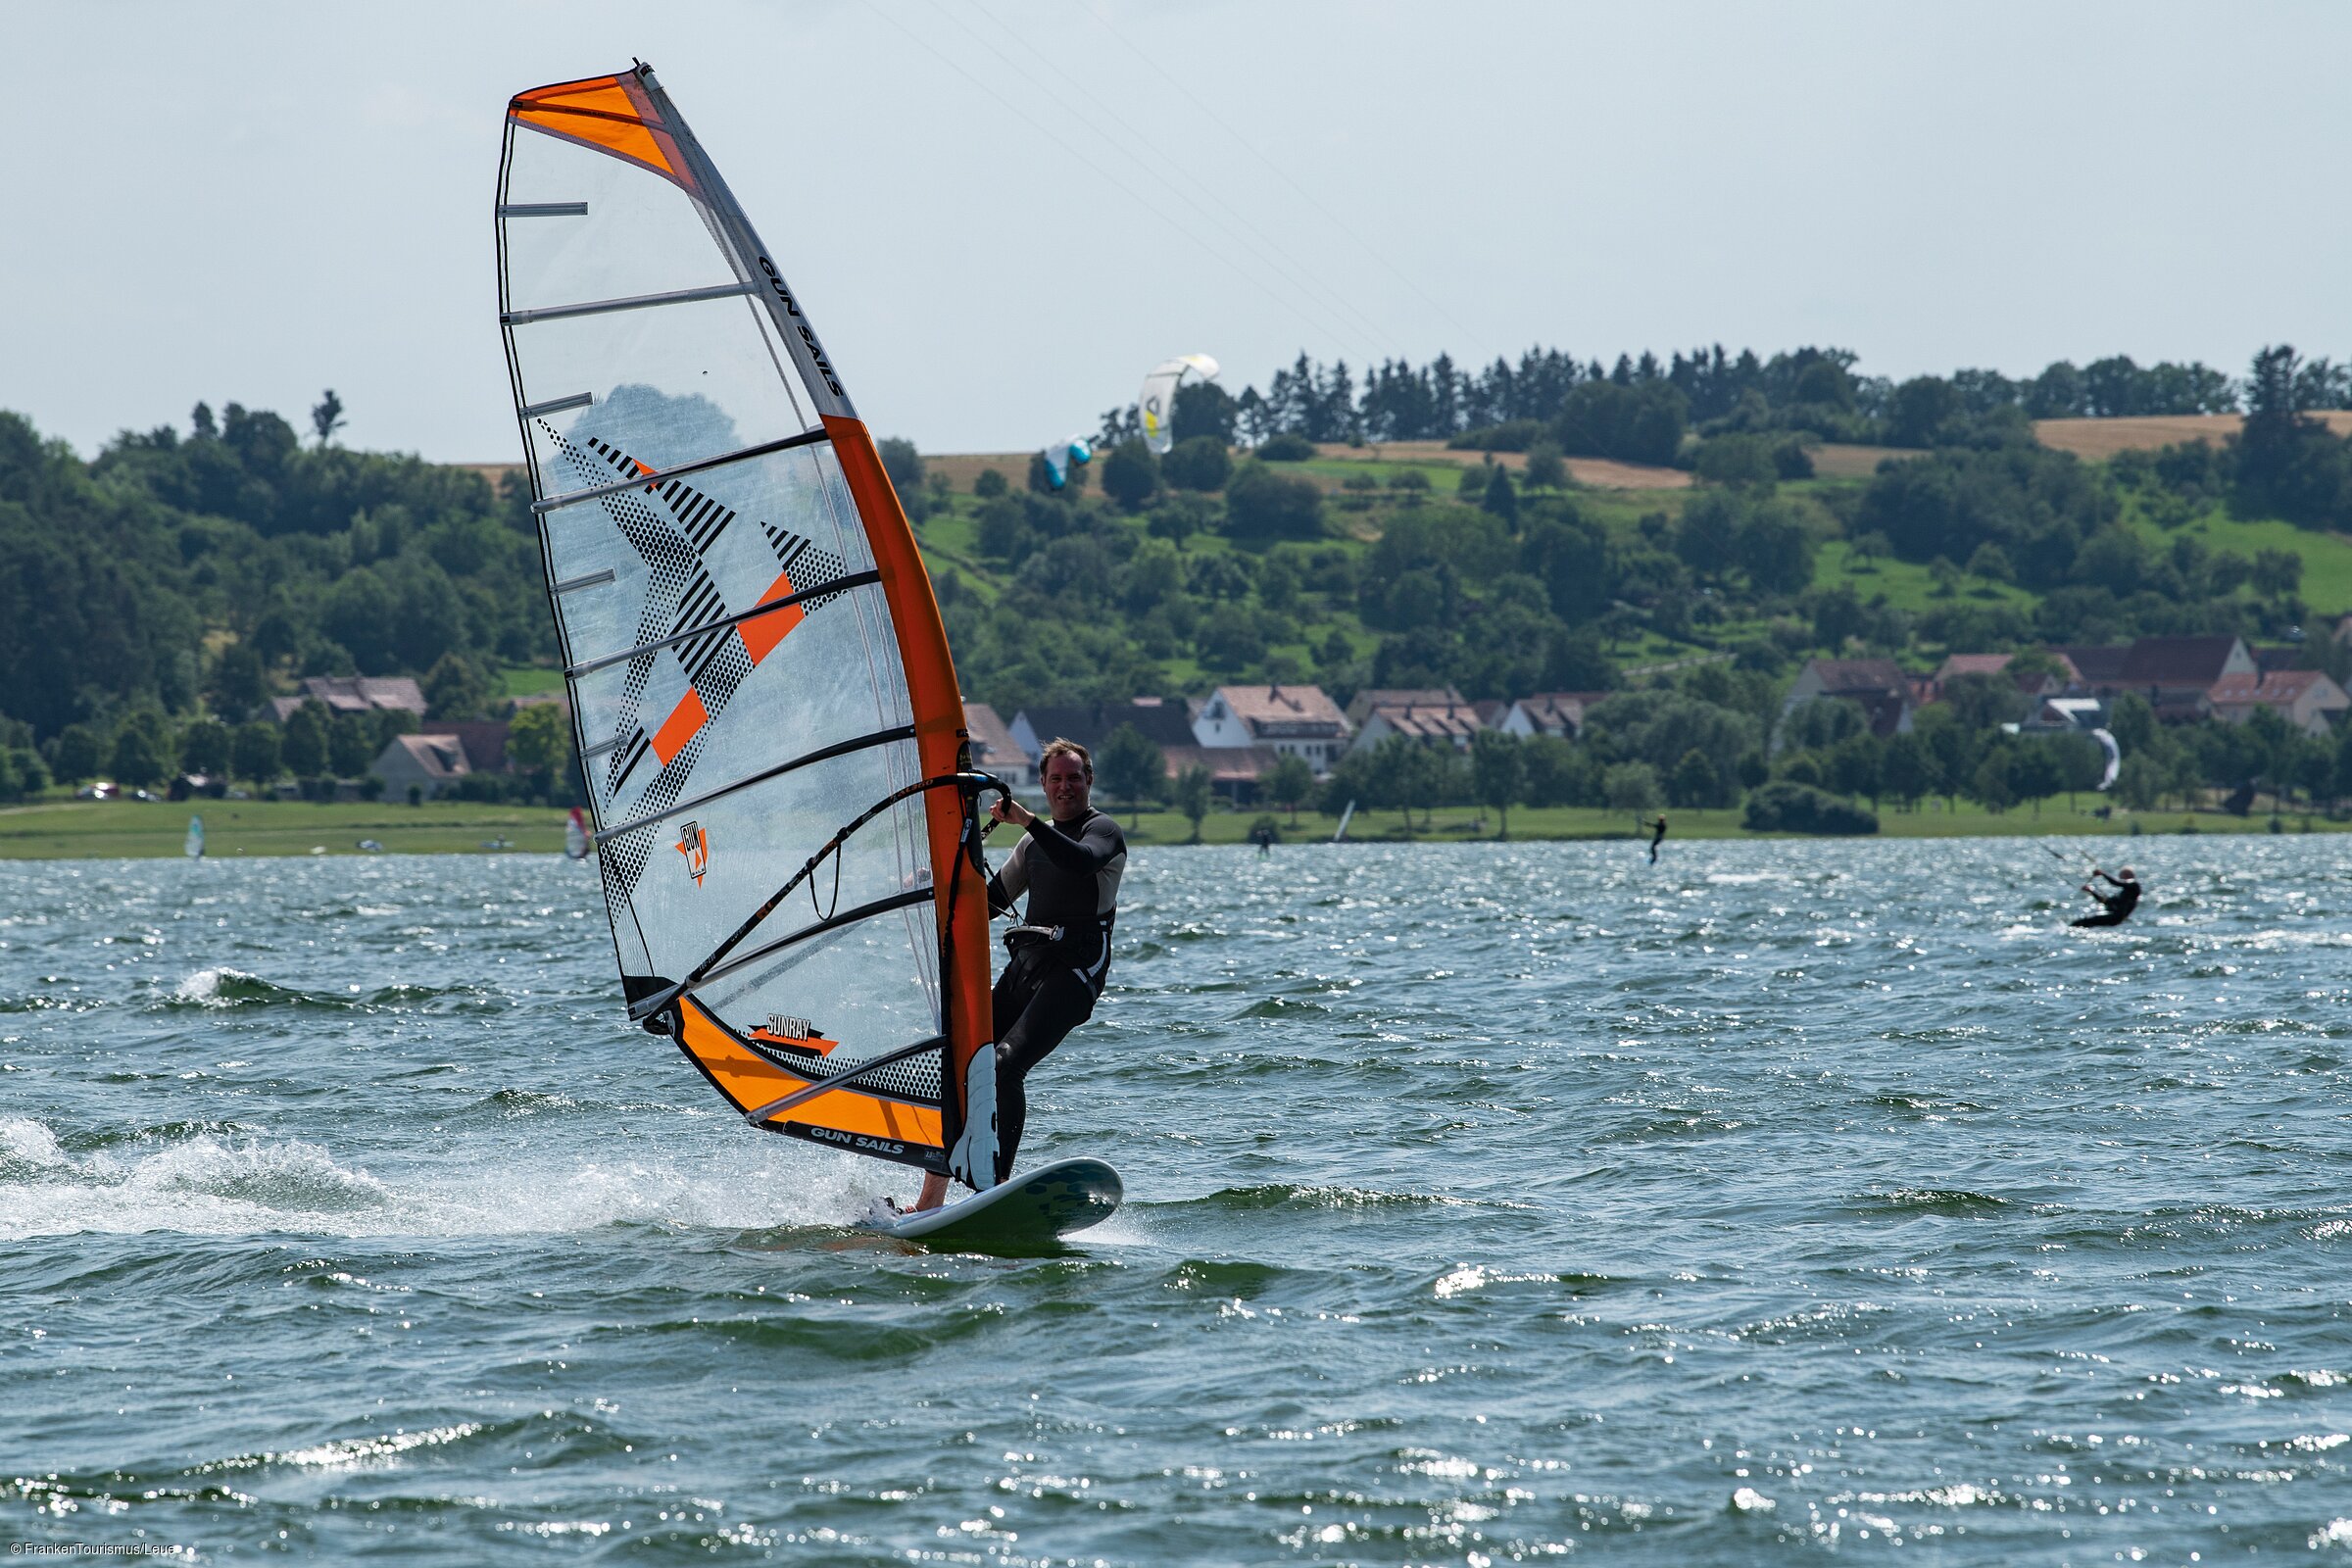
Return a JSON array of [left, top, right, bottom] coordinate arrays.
[[1644, 815, 1667, 864], [903, 738, 1126, 1213], [2072, 865, 2141, 928]]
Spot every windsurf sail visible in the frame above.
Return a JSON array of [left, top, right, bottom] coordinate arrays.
[[184, 814, 204, 859], [495, 65, 1006, 1189], [1139, 354, 1218, 455], [564, 807, 591, 860]]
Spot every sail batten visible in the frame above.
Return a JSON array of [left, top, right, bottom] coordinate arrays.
[[497, 62, 998, 1188]]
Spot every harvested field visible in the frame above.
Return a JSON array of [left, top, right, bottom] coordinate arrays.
[[2034, 412, 2352, 460]]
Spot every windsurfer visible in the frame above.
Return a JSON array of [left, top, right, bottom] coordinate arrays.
[[2071, 865, 2140, 928], [910, 738, 1126, 1210]]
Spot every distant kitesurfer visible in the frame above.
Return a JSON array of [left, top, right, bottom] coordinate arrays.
[[908, 738, 1126, 1211], [2072, 865, 2140, 928], [1644, 815, 1667, 864], [1250, 822, 1276, 856]]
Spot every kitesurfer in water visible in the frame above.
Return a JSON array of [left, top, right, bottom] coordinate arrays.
[[1644, 815, 1667, 864], [2072, 865, 2141, 928], [909, 738, 1125, 1210]]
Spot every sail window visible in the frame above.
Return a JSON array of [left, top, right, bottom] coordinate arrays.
[[531, 427, 832, 514], [523, 392, 596, 418], [502, 279, 758, 327], [499, 202, 590, 217], [554, 568, 615, 595]]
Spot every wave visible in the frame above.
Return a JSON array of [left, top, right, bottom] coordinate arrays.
[[1152, 1182, 1492, 1215], [1848, 1187, 2012, 1216], [165, 967, 347, 1011], [0, 1117, 906, 1242]]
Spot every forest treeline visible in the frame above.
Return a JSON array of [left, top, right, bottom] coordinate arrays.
[[1108, 341, 2349, 471], [4, 342, 2352, 816]]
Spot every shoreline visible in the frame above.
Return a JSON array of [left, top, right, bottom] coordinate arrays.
[[0, 797, 2334, 860]]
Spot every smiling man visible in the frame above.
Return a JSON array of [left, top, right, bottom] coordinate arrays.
[[908, 737, 1127, 1211]]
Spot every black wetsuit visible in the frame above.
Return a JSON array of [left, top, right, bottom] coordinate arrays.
[[1647, 817, 1667, 864], [2072, 877, 2141, 928], [983, 808, 1126, 1182]]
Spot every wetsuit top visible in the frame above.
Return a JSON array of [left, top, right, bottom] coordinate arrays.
[[2092, 878, 2141, 920], [988, 808, 1127, 996]]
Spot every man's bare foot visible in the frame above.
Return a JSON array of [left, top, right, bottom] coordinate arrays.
[[912, 1172, 950, 1212]]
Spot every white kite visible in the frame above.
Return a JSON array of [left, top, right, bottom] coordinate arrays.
[[1139, 354, 1219, 455]]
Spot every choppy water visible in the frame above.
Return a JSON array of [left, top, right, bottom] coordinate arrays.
[[2, 839, 2348, 1563]]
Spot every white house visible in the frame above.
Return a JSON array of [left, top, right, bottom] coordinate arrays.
[[1499, 692, 1610, 740], [962, 702, 1034, 790], [1192, 684, 1351, 773]]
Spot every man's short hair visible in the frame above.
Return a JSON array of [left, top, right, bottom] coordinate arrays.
[[1040, 737, 1093, 780]]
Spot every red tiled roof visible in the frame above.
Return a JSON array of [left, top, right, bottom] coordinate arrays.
[[2119, 636, 2242, 686], [1212, 683, 1348, 737]]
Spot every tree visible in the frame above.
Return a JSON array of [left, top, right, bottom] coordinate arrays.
[[1470, 729, 1525, 838], [1667, 747, 1718, 809], [310, 388, 346, 447], [1522, 441, 1567, 490], [281, 700, 329, 778], [509, 701, 568, 779], [327, 712, 374, 777], [1161, 436, 1232, 493], [972, 467, 1009, 499], [1263, 751, 1315, 825], [180, 719, 232, 778], [1097, 723, 1167, 821], [111, 727, 164, 788], [423, 652, 490, 721], [208, 642, 269, 717], [1880, 731, 1933, 810], [1173, 763, 1213, 844], [1603, 760, 1662, 813], [1480, 463, 1518, 525], [1520, 734, 1587, 808], [1100, 439, 1160, 512], [877, 436, 924, 503], [51, 723, 104, 784], [1223, 464, 1324, 541]]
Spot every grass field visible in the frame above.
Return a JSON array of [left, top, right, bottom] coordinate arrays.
[[2122, 504, 2352, 616], [0, 800, 572, 859], [0, 795, 2327, 860]]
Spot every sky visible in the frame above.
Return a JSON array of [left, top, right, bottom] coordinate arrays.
[[5, 1, 2348, 462]]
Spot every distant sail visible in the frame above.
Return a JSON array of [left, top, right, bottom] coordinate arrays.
[[2092, 727, 2122, 791], [1138, 354, 1218, 455], [496, 66, 1004, 1188], [184, 815, 204, 859], [564, 807, 590, 860], [1040, 435, 1092, 492]]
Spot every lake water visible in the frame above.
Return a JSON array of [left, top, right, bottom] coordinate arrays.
[[1, 838, 2347, 1564]]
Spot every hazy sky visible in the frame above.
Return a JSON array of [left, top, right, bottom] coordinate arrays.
[[6, 1, 2346, 462]]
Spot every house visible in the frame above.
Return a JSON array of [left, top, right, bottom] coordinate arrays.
[[1930, 652, 2082, 702], [1499, 692, 1611, 740], [962, 702, 1033, 790], [1191, 684, 1351, 773], [2057, 636, 2256, 720], [1161, 743, 1283, 805], [1344, 686, 1463, 728], [2207, 669, 2351, 736], [1348, 698, 1486, 754], [372, 733, 471, 800], [269, 675, 429, 724], [1781, 658, 1915, 740], [440, 720, 512, 773], [1008, 699, 1197, 764]]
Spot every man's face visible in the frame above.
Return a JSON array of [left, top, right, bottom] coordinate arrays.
[[1042, 755, 1091, 820]]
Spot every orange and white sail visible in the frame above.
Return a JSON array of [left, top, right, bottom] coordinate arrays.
[[495, 66, 1001, 1187]]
